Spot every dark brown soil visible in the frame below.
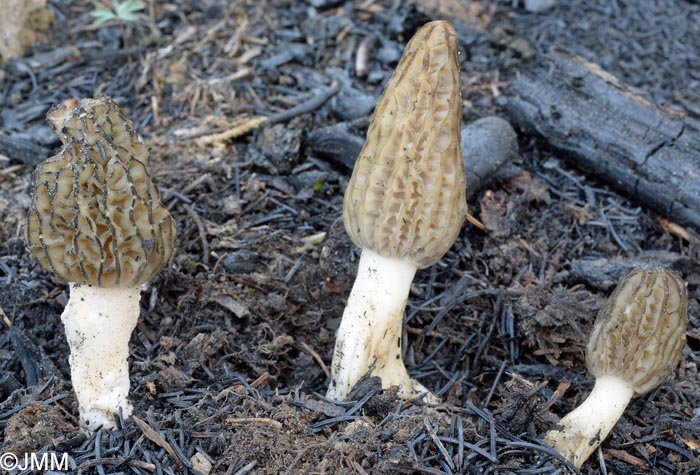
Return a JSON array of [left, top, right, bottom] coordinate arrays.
[[1, 1, 699, 474]]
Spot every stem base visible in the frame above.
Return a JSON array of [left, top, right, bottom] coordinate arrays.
[[327, 249, 436, 402], [544, 375, 635, 468], [61, 284, 141, 431]]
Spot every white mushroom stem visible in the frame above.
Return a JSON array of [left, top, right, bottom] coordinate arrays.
[[327, 249, 436, 402], [544, 375, 635, 468], [61, 283, 141, 431]]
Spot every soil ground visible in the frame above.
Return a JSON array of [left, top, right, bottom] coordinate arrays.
[[1, 1, 699, 474]]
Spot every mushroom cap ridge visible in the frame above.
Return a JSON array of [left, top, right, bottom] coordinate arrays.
[[343, 21, 467, 269], [25, 97, 177, 288], [586, 268, 688, 395]]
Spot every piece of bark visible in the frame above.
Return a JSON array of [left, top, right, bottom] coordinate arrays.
[[9, 325, 60, 387], [0, 371, 22, 399], [0, 134, 49, 165], [505, 47, 700, 231]]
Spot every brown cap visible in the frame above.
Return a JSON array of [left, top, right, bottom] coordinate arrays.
[[586, 268, 687, 395], [25, 97, 177, 288], [343, 21, 467, 269]]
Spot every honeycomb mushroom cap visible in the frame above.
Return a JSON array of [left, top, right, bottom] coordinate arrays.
[[586, 268, 687, 395], [343, 21, 467, 269], [25, 97, 177, 288]]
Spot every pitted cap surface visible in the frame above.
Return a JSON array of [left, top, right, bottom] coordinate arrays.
[[586, 268, 687, 395], [25, 97, 177, 287], [343, 21, 467, 268]]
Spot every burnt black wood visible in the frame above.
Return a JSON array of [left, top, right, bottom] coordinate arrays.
[[0, 135, 49, 166], [506, 47, 700, 230]]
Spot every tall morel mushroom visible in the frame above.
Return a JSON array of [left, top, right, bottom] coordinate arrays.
[[544, 268, 688, 468], [327, 21, 467, 401], [25, 97, 177, 431]]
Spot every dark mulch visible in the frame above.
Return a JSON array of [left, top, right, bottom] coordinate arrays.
[[1, 1, 698, 474]]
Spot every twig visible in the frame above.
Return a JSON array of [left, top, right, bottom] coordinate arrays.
[[195, 115, 268, 146], [604, 448, 646, 466], [250, 372, 269, 389], [233, 461, 258, 475], [183, 204, 210, 266], [298, 341, 330, 378], [483, 360, 506, 408], [351, 459, 369, 474], [542, 380, 571, 412], [424, 418, 456, 470], [78, 457, 153, 471], [133, 416, 185, 468], [181, 173, 211, 195], [466, 213, 487, 231], [267, 82, 339, 125], [78, 457, 125, 469], [0, 305, 10, 327], [597, 447, 608, 475]]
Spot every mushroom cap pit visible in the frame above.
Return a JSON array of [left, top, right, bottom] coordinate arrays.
[[586, 268, 687, 395], [25, 97, 177, 288], [343, 21, 467, 269]]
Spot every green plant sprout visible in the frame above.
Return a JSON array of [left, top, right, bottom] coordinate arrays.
[[91, 0, 145, 26]]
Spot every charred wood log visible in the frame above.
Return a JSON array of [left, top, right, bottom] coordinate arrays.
[[570, 251, 694, 291], [505, 47, 700, 231], [0, 135, 49, 166], [307, 116, 519, 197], [8, 324, 60, 387], [460, 116, 519, 194]]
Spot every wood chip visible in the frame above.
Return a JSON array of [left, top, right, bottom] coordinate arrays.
[[681, 436, 700, 452], [212, 294, 250, 318], [604, 448, 647, 467], [542, 380, 570, 411], [657, 216, 690, 241]]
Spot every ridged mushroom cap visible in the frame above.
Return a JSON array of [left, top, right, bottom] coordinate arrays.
[[586, 268, 687, 395], [25, 97, 177, 288], [343, 21, 467, 269]]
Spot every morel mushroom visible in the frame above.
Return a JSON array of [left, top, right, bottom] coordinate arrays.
[[327, 21, 467, 401], [544, 268, 688, 468], [25, 97, 177, 431]]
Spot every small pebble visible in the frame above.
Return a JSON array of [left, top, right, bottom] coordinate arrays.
[[190, 452, 213, 475], [524, 0, 557, 13], [220, 250, 258, 274]]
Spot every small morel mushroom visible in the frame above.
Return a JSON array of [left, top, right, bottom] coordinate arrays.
[[544, 268, 688, 468], [25, 97, 177, 431], [327, 21, 467, 401]]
